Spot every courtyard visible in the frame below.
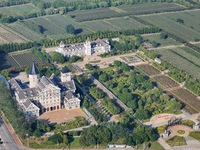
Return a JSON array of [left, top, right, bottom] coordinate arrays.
[[38, 108, 88, 124]]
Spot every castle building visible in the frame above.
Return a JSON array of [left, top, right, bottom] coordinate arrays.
[[9, 62, 81, 120], [55, 38, 111, 57]]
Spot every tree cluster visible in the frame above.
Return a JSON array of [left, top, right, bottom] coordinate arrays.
[[83, 95, 108, 123], [0, 81, 29, 138], [89, 86, 121, 114], [92, 61, 182, 119]]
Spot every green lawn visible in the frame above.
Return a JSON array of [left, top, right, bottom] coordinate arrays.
[[167, 136, 187, 147], [189, 131, 200, 142], [157, 125, 167, 134], [136, 141, 164, 150]]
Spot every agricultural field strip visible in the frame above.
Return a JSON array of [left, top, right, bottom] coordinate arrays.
[[8, 22, 45, 41], [136, 64, 200, 112], [153, 75, 180, 89], [1, 24, 29, 41], [117, 3, 185, 15], [0, 3, 39, 17], [139, 11, 200, 41], [155, 48, 200, 80], [9, 55, 21, 67], [136, 8, 200, 17], [171, 88, 200, 112], [0, 25, 28, 42], [137, 64, 161, 76]]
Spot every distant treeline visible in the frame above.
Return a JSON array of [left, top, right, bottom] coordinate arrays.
[[0, 0, 29, 7], [0, 0, 196, 23], [0, 27, 160, 53]]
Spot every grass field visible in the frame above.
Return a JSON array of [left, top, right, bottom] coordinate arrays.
[[142, 33, 180, 46], [136, 141, 164, 150], [167, 135, 187, 147], [0, 3, 39, 17], [189, 131, 200, 142], [117, 3, 185, 15], [20, 14, 91, 36], [139, 10, 200, 41], [155, 47, 200, 79], [0, 24, 28, 44]]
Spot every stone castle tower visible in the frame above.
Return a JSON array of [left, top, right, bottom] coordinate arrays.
[[29, 62, 40, 88], [61, 66, 71, 82], [84, 38, 92, 55]]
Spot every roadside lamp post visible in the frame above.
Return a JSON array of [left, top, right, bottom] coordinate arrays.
[[26, 133, 29, 147]]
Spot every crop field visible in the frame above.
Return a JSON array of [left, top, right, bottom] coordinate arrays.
[[21, 15, 91, 36], [142, 33, 180, 46], [83, 20, 120, 31], [171, 88, 200, 113], [0, 24, 28, 44], [106, 17, 148, 30], [139, 10, 200, 41], [69, 8, 124, 22], [117, 3, 185, 15], [0, 3, 39, 17], [83, 16, 148, 31], [153, 75, 179, 89], [137, 64, 161, 76], [0, 51, 43, 70], [8, 22, 45, 41], [155, 47, 200, 79]]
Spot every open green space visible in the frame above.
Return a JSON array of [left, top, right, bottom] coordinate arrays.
[[142, 33, 180, 46], [117, 3, 185, 15], [139, 10, 200, 41], [155, 47, 200, 79], [0, 3, 39, 17], [136, 141, 164, 150], [189, 131, 200, 142], [167, 135, 187, 147], [157, 125, 167, 134]]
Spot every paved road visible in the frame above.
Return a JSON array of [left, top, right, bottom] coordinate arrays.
[[0, 118, 22, 150]]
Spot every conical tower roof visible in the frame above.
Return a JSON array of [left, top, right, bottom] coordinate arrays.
[[29, 61, 39, 75]]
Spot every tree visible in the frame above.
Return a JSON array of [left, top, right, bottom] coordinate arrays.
[[177, 18, 184, 24], [113, 60, 121, 67], [51, 51, 65, 63], [65, 24, 75, 34], [160, 32, 168, 39], [62, 134, 69, 147], [135, 108, 150, 120], [85, 63, 93, 70]]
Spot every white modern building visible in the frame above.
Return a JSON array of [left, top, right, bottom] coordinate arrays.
[[56, 38, 111, 57], [9, 62, 81, 120]]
